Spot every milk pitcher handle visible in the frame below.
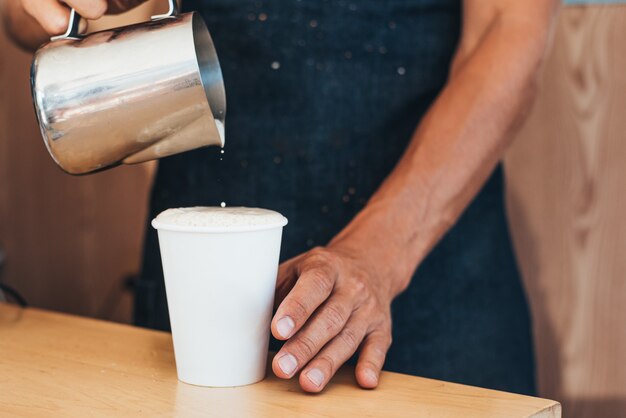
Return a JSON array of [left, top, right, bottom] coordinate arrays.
[[50, 8, 82, 41], [50, 0, 180, 42]]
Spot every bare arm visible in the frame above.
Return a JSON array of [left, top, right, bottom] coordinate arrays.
[[335, 0, 561, 294], [271, 0, 560, 392]]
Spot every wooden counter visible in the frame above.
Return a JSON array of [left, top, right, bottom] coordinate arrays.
[[0, 304, 560, 417]]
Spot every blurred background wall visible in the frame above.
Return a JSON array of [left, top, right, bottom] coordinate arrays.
[[0, 1, 624, 417], [505, 4, 626, 417]]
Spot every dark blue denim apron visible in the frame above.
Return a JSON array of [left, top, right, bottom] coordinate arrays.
[[136, 0, 536, 395]]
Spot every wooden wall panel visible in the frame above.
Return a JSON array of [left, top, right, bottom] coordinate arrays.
[[506, 5, 626, 417], [0, 3, 159, 323]]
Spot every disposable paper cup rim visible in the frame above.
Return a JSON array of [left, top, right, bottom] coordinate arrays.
[[151, 217, 288, 233]]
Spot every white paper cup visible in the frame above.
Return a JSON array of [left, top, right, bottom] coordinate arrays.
[[152, 208, 287, 387]]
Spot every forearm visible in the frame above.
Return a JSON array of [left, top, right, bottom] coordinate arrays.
[[331, 11, 557, 296]]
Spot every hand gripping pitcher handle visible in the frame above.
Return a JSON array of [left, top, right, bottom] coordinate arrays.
[[51, 0, 181, 42]]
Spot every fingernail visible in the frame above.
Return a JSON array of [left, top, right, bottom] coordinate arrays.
[[306, 368, 325, 387], [277, 353, 298, 376], [276, 316, 295, 338]]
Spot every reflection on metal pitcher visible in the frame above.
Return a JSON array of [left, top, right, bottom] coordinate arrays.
[[30, 0, 226, 175]]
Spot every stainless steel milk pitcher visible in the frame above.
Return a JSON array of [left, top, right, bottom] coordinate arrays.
[[30, 0, 226, 175]]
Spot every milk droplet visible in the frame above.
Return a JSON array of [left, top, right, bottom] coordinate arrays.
[[397, 66, 406, 75], [220, 149, 225, 154], [271, 61, 281, 70], [220, 202, 226, 208]]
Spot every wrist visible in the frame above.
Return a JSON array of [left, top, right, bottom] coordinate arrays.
[[329, 202, 417, 300]]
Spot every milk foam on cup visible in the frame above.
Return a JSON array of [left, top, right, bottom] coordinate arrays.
[[153, 206, 287, 230]]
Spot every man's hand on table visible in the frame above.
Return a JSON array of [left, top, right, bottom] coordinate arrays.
[[270, 211, 413, 393]]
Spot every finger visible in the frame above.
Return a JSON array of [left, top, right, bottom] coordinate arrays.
[[271, 262, 337, 340], [274, 256, 300, 307], [22, 0, 72, 35], [65, 0, 107, 20], [298, 319, 368, 392], [355, 330, 392, 389], [272, 295, 354, 379]]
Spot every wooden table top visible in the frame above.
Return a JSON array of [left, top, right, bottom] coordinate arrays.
[[0, 303, 560, 417]]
